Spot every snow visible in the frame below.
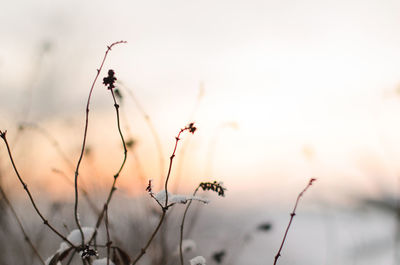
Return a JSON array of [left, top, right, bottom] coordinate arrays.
[[190, 256, 206, 265], [46, 227, 96, 263], [154, 190, 209, 206], [57, 227, 95, 253], [66, 227, 95, 245]]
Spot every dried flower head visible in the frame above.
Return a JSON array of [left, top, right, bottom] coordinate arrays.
[[81, 245, 98, 259], [199, 181, 226, 197], [187, 123, 197, 134], [103, 69, 117, 90], [146, 179, 153, 193]]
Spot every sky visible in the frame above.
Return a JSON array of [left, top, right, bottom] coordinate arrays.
[[1, 0, 400, 205]]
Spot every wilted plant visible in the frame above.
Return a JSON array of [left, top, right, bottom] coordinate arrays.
[[0, 40, 318, 265], [0, 41, 228, 265]]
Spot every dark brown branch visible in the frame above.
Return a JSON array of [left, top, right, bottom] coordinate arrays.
[[0, 130, 75, 247], [105, 205, 111, 265], [73, 41, 126, 246], [273, 178, 316, 265]]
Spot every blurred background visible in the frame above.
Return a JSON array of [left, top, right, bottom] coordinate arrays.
[[1, 0, 400, 264]]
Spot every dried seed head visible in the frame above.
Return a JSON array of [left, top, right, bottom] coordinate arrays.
[[103, 69, 117, 90], [199, 181, 226, 197]]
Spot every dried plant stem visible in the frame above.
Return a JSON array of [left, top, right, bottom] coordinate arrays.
[[173, 82, 204, 192], [131, 210, 166, 265], [105, 205, 111, 265], [164, 127, 190, 207], [0, 186, 45, 265], [273, 178, 316, 265], [88, 87, 128, 245], [74, 41, 126, 246], [109, 88, 128, 181], [179, 185, 200, 265], [66, 251, 77, 265], [52, 168, 100, 215], [132, 124, 194, 265], [0, 131, 75, 247]]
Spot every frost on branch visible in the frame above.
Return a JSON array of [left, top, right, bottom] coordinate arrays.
[[153, 190, 209, 207], [190, 256, 206, 265]]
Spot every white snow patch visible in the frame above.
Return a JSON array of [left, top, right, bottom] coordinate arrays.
[[46, 227, 95, 263], [154, 190, 209, 205], [66, 227, 95, 245], [190, 256, 206, 265]]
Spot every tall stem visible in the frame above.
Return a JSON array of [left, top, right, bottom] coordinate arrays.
[[73, 41, 126, 246]]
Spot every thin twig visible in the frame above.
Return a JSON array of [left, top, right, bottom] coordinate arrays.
[[0, 130, 75, 247], [105, 205, 111, 265], [173, 82, 204, 192], [179, 185, 200, 265], [73, 41, 126, 246], [88, 79, 128, 245], [164, 124, 195, 208], [131, 123, 195, 265], [0, 186, 45, 265], [273, 178, 316, 265], [131, 210, 166, 265], [52, 168, 100, 215]]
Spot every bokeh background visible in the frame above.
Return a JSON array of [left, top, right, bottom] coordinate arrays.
[[1, 0, 400, 264]]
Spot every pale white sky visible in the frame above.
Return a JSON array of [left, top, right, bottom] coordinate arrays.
[[1, 0, 400, 203]]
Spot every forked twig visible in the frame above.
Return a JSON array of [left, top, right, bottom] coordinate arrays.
[[131, 123, 196, 265], [164, 123, 196, 208], [273, 178, 316, 265]]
